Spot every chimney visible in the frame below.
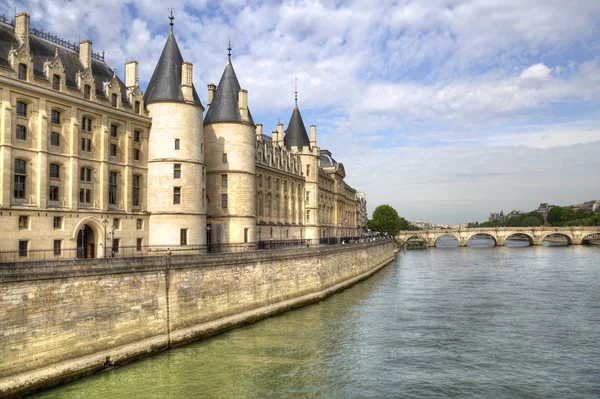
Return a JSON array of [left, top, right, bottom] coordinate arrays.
[[277, 123, 284, 147], [79, 40, 92, 69], [181, 62, 193, 102], [15, 12, 30, 47], [125, 60, 138, 88], [207, 83, 216, 106], [238, 89, 248, 122], [256, 124, 263, 141], [310, 125, 317, 148], [272, 129, 278, 145]]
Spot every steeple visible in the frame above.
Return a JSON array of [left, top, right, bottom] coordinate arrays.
[[284, 80, 310, 151], [204, 42, 254, 125], [143, 12, 202, 105]]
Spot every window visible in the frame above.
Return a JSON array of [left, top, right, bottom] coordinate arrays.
[[19, 240, 28, 257], [134, 101, 140, 114], [111, 94, 118, 107], [79, 189, 92, 204], [53, 240, 62, 255], [51, 110, 60, 125], [110, 124, 118, 138], [51, 132, 60, 146], [134, 130, 141, 142], [81, 117, 92, 132], [307, 210, 310, 222], [109, 172, 117, 205], [134, 148, 140, 161], [267, 177, 272, 190], [113, 218, 120, 229], [221, 174, 227, 188], [222, 153, 228, 163], [221, 194, 228, 209], [16, 125, 27, 140], [307, 164, 311, 177], [80, 167, 92, 182], [112, 238, 119, 253], [16, 101, 27, 117], [83, 84, 91, 99], [180, 229, 188, 246], [173, 187, 181, 204], [202, 188, 205, 206], [49, 186, 59, 201], [136, 238, 142, 251], [110, 143, 117, 157], [201, 143, 203, 154], [174, 139, 180, 150], [18, 64, 27, 80], [52, 75, 60, 90], [18, 215, 28, 229], [133, 175, 140, 207], [174, 164, 181, 179], [14, 159, 26, 199], [244, 228, 249, 243], [49, 163, 60, 178], [306, 191, 310, 202], [136, 219, 143, 230], [53, 217, 62, 229], [80, 138, 92, 152]]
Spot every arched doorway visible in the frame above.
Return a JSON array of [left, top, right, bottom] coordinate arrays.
[[77, 225, 96, 258]]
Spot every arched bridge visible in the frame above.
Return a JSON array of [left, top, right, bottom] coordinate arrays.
[[396, 226, 600, 247]]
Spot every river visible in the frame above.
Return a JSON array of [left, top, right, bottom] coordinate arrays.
[[32, 240, 600, 398]]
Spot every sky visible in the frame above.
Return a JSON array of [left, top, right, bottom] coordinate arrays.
[[3, 0, 599, 224]]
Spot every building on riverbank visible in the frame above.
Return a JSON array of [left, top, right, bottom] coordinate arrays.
[[0, 11, 366, 260]]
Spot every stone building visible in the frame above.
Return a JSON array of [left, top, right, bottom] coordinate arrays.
[[0, 12, 365, 260]]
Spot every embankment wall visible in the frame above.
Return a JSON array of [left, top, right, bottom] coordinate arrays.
[[0, 241, 394, 397]]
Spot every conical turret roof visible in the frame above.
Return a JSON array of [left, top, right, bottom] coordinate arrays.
[[144, 28, 201, 106], [204, 60, 254, 125], [284, 103, 310, 151]]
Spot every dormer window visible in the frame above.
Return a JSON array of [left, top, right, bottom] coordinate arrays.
[[83, 85, 91, 100], [52, 75, 61, 90], [18, 64, 27, 80], [111, 94, 118, 107], [134, 101, 140, 114]]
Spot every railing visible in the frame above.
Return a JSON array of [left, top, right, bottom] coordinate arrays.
[[0, 14, 105, 61], [256, 239, 311, 250]]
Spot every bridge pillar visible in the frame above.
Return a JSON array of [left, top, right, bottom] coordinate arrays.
[[459, 238, 468, 247], [496, 238, 505, 246]]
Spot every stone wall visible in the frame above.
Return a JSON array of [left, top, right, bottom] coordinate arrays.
[[0, 240, 394, 397]]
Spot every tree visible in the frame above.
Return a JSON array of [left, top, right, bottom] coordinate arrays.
[[370, 204, 403, 236]]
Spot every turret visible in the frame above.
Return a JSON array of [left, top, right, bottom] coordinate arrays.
[[203, 42, 256, 246], [144, 13, 206, 250]]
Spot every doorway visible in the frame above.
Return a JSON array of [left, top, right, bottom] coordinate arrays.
[[77, 225, 95, 258]]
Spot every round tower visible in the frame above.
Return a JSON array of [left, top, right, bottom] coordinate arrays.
[[145, 18, 206, 250], [203, 46, 256, 246]]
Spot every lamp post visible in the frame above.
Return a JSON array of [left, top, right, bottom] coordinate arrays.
[[102, 218, 109, 258]]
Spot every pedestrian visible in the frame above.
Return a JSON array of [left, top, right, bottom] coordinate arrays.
[[166, 248, 172, 256]]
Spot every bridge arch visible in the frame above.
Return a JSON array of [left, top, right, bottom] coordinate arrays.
[[466, 232, 497, 246], [505, 233, 534, 245], [433, 234, 460, 247], [542, 232, 573, 245]]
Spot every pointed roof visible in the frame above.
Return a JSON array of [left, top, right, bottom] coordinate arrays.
[[284, 103, 311, 151], [143, 25, 201, 106], [204, 60, 255, 125]]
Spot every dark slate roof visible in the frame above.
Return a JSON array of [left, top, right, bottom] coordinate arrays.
[[284, 103, 310, 151], [0, 21, 131, 106], [320, 149, 338, 168], [204, 60, 254, 125], [143, 29, 201, 106]]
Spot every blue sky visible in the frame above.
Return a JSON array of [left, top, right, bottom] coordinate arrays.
[[4, 0, 600, 224]]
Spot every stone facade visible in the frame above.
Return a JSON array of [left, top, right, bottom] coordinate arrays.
[[0, 12, 366, 259], [0, 240, 394, 396]]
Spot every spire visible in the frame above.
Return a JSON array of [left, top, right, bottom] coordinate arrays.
[[143, 19, 202, 106], [169, 8, 174, 33], [227, 37, 232, 62], [294, 75, 298, 107], [204, 58, 255, 125]]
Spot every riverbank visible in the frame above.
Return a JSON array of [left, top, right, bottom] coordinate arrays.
[[0, 241, 394, 398]]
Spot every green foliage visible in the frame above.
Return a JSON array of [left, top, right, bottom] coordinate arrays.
[[471, 206, 599, 227], [369, 204, 413, 236]]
